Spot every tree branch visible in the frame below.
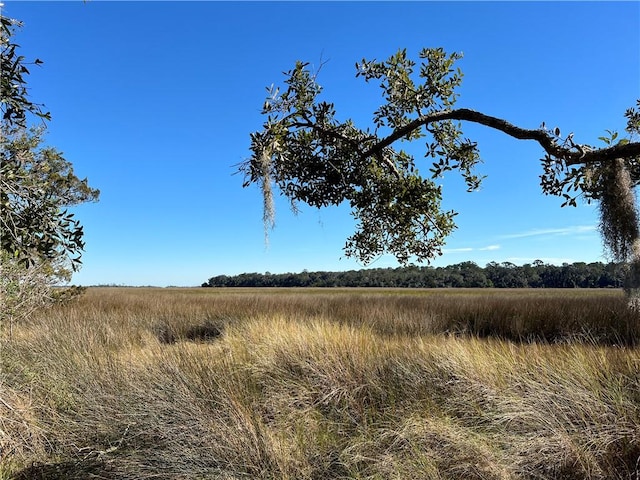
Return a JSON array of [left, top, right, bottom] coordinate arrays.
[[361, 108, 640, 166], [291, 120, 401, 178]]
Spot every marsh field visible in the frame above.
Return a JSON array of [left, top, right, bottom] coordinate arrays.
[[1, 287, 639, 479]]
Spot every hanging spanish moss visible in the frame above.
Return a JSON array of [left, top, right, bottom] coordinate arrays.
[[597, 158, 640, 307], [259, 144, 276, 246], [598, 158, 639, 262], [627, 240, 640, 310]]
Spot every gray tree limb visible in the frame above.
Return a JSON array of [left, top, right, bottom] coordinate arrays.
[[361, 108, 640, 166]]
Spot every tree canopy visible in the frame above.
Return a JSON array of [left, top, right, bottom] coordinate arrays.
[[1, 13, 99, 326], [241, 48, 640, 268], [1, 14, 99, 272]]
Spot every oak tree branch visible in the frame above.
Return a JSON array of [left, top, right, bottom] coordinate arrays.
[[361, 108, 640, 166]]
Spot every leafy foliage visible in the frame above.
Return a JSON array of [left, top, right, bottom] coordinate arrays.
[[1, 14, 98, 271], [1, 13, 98, 327], [0, 16, 50, 127], [539, 127, 640, 211], [625, 100, 640, 139], [1, 127, 99, 270], [243, 48, 640, 266], [241, 49, 484, 264]]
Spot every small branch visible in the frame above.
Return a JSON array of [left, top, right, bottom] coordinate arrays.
[[377, 151, 401, 179], [566, 141, 640, 166], [291, 120, 400, 178], [361, 108, 640, 166]]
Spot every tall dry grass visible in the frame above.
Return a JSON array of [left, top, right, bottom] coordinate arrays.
[[0, 287, 639, 479]]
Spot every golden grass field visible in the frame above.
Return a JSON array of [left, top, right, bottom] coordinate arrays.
[[1, 287, 639, 479]]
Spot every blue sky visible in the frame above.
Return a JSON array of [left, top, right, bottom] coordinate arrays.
[[4, 1, 639, 286]]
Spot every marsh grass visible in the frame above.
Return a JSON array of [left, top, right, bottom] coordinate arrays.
[[1, 287, 639, 479]]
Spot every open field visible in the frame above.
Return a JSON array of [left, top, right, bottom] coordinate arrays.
[[1, 287, 639, 479]]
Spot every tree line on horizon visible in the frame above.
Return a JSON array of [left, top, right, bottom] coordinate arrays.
[[202, 260, 626, 289]]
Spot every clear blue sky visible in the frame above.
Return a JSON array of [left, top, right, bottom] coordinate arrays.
[[4, 1, 639, 286]]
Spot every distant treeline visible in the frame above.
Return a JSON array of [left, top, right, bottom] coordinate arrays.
[[202, 261, 627, 289]]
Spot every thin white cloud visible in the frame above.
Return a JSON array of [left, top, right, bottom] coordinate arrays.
[[443, 244, 501, 254], [501, 225, 596, 240]]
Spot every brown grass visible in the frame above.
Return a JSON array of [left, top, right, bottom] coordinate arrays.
[[1, 287, 639, 479]]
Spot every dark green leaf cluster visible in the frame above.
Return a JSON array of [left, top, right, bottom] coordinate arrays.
[[539, 121, 640, 210], [242, 49, 480, 265], [426, 121, 484, 193], [345, 172, 456, 264], [1, 13, 99, 272], [356, 48, 462, 129], [625, 100, 640, 137], [1, 128, 99, 270], [0, 16, 50, 127]]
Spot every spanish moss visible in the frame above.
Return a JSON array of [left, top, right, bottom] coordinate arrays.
[[597, 158, 640, 307], [259, 145, 276, 246], [598, 158, 639, 262]]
